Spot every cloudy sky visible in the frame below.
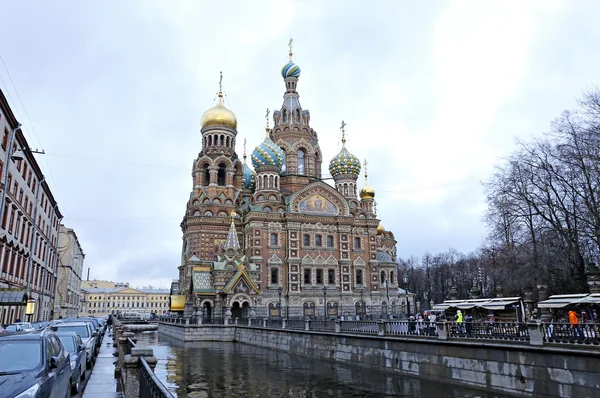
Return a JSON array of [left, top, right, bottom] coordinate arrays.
[[0, 1, 598, 288]]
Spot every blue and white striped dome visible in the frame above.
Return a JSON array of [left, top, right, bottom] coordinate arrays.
[[251, 137, 286, 170], [281, 62, 301, 79], [242, 163, 256, 190]]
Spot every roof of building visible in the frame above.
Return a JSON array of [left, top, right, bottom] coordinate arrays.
[[82, 287, 170, 294]]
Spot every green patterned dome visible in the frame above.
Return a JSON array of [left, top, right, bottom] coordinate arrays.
[[329, 145, 361, 177]]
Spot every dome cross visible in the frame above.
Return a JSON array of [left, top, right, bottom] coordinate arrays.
[[288, 37, 294, 60], [340, 120, 347, 145]]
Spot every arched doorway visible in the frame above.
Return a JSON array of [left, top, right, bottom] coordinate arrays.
[[241, 302, 250, 318], [231, 301, 242, 320], [203, 302, 212, 322]]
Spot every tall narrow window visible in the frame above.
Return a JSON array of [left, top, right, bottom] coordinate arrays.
[[217, 163, 226, 186], [316, 269, 323, 284], [315, 235, 322, 247], [304, 269, 311, 284], [270, 233, 278, 246], [297, 150, 305, 175], [381, 271, 386, 285], [356, 270, 363, 285], [271, 268, 278, 284], [303, 234, 310, 246], [328, 269, 335, 285], [203, 166, 210, 186], [354, 237, 361, 249], [390, 271, 394, 285], [327, 236, 334, 248]]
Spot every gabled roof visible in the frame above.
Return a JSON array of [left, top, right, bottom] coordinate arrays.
[[221, 269, 260, 294]]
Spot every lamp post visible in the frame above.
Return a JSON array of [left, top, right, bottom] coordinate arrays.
[[403, 273, 410, 317], [23, 177, 45, 321], [323, 286, 327, 320], [277, 286, 282, 319]]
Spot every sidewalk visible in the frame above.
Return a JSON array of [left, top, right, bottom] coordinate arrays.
[[82, 333, 123, 398]]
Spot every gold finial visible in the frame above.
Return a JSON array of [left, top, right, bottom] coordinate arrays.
[[216, 71, 224, 103], [340, 120, 347, 146], [243, 138, 247, 163], [364, 159, 369, 183], [230, 210, 237, 221], [288, 37, 294, 61], [265, 108, 271, 136]]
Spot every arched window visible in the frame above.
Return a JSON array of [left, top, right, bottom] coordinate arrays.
[[381, 271, 386, 285], [390, 271, 394, 285], [343, 183, 348, 196], [217, 163, 226, 186], [270, 233, 278, 246], [203, 165, 210, 186], [298, 150, 305, 175], [208, 136, 212, 146], [269, 175, 274, 189], [226, 136, 230, 147], [220, 135, 224, 146]]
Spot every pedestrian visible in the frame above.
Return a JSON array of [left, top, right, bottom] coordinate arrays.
[[465, 313, 473, 337], [107, 314, 113, 334], [455, 310, 464, 336], [429, 312, 437, 336], [569, 309, 583, 339]]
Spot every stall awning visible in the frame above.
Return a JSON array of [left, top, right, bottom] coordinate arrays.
[[0, 290, 26, 305], [432, 300, 463, 310], [537, 294, 589, 308], [480, 297, 521, 310], [580, 293, 600, 305]]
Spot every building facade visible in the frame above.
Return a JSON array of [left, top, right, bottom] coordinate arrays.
[[55, 225, 85, 318], [177, 46, 411, 321], [0, 88, 63, 324], [80, 280, 169, 317]]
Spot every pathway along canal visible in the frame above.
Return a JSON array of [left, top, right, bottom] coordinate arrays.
[[135, 331, 508, 398]]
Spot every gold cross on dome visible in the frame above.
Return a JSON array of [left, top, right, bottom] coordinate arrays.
[[219, 71, 223, 93], [288, 38, 293, 54], [340, 120, 346, 133], [265, 108, 270, 128]]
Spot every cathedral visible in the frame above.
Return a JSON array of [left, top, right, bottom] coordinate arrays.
[[176, 44, 404, 320]]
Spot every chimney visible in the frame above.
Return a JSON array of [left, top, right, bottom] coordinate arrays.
[[86, 268, 90, 281]]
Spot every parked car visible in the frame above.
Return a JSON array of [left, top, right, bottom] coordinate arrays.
[[0, 329, 71, 398], [5, 322, 36, 333], [31, 321, 49, 331], [56, 331, 86, 394], [50, 322, 97, 369]]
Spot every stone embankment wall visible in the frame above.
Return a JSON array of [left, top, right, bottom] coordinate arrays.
[[158, 323, 599, 397]]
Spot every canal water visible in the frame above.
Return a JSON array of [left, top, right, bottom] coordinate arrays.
[[135, 331, 508, 398]]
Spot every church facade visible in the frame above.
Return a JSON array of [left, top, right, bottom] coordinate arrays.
[[177, 46, 406, 320]]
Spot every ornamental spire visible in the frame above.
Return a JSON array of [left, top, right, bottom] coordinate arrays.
[[223, 211, 240, 251], [364, 159, 369, 184], [217, 71, 224, 104], [288, 37, 293, 61], [243, 138, 247, 163], [265, 108, 270, 136], [340, 120, 347, 146]]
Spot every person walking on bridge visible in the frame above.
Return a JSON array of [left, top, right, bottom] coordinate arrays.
[[569, 310, 583, 339], [456, 310, 464, 336]]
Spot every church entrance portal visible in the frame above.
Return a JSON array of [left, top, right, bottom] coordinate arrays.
[[231, 301, 250, 320], [203, 302, 212, 322]]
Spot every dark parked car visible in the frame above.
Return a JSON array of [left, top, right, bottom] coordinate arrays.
[[56, 331, 86, 394], [0, 329, 71, 398], [51, 322, 96, 369]]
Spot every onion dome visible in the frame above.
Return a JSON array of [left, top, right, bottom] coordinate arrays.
[[377, 223, 385, 235], [329, 135, 361, 178], [281, 61, 301, 79], [242, 161, 256, 190], [360, 161, 375, 200], [200, 92, 237, 129], [251, 131, 286, 170]]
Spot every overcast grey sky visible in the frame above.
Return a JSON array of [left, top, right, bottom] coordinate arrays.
[[0, 1, 598, 288]]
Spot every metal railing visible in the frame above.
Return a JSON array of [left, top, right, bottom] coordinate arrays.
[[139, 356, 174, 398], [540, 322, 599, 345], [448, 322, 530, 341]]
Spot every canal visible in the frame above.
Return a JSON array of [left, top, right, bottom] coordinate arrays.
[[135, 331, 508, 398]]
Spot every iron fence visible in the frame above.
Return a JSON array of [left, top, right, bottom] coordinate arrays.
[[139, 356, 175, 398], [339, 320, 378, 335], [447, 322, 529, 341], [541, 322, 599, 345]]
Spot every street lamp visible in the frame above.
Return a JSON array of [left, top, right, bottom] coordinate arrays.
[[25, 299, 36, 322], [403, 273, 410, 316], [323, 286, 327, 320], [277, 286, 282, 319]]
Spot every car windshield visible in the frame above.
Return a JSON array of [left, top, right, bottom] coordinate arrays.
[[5, 325, 19, 332], [57, 336, 76, 353], [56, 325, 89, 338], [0, 341, 42, 372]]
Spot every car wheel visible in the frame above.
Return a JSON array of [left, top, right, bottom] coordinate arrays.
[[71, 378, 79, 395]]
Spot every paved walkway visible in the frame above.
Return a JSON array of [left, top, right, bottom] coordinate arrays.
[[82, 333, 123, 398]]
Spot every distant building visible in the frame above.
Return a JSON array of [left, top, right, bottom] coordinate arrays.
[[80, 279, 169, 317], [54, 225, 84, 318], [0, 88, 63, 324]]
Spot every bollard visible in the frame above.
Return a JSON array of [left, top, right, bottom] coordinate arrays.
[[263, 318, 268, 328], [305, 319, 311, 331], [117, 331, 135, 375], [248, 317, 253, 326], [235, 317, 239, 325], [282, 318, 287, 329], [335, 319, 341, 333], [377, 320, 386, 336]]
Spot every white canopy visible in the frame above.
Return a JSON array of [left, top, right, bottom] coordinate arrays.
[[433, 297, 522, 311], [537, 294, 589, 308], [579, 293, 600, 305], [479, 297, 521, 310]]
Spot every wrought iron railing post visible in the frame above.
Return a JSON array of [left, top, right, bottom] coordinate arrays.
[[437, 321, 448, 340], [377, 320, 386, 336], [528, 322, 544, 346]]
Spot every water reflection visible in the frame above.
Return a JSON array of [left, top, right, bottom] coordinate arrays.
[[134, 332, 507, 398]]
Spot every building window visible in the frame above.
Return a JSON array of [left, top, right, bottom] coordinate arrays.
[[303, 234, 310, 246], [2, 128, 8, 149], [390, 271, 394, 285], [298, 150, 305, 175], [316, 269, 323, 284], [303, 269, 311, 285], [327, 235, 334, 248], [270, 268, 278, 285], [328, 269, 335, 285], [315, 235, 322, 247], [354, 237, 361, 249], [356, 270, 363, 285], [217, 163, 226, 186], [270, 233, 278, 246], [381, 271, 386, 285]]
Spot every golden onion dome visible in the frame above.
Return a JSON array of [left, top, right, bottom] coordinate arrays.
[[360, 185, 375, 200], [376, 223, 385, 235], [200, 93, 237, 129]]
